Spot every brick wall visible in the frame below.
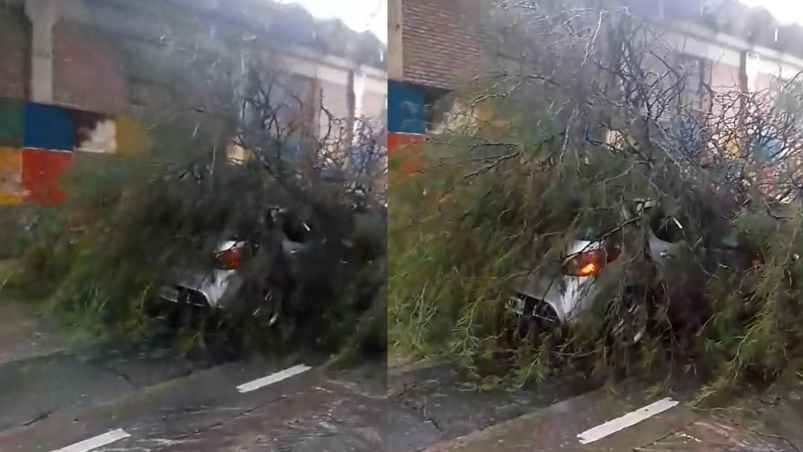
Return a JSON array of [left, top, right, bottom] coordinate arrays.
[[402, 0, 487, 89], [0, 11, 130, 114], [0, 8, 29, 101], [53, 21, 128, 115]]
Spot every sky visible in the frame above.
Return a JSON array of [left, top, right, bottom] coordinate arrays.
[[739, 0, 803, 26], [279, 1, 803, 46], [280, 0, 387, 43]]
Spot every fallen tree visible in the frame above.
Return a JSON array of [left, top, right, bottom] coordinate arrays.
[[389, 0, 803, 401], [17, 34, 387, 360]]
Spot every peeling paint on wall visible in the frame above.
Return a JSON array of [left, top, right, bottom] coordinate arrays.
[[74, 110, 116, 153]]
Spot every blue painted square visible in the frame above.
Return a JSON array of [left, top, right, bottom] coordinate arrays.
[[388, 81, 425, 134], [24, 103, 75, 150]]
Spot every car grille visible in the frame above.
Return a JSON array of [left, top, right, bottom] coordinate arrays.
[[532, 299, 560, 325], [182, 288, 210, 307], [509, 294, 560, 326], [160, 286, 210, 307]]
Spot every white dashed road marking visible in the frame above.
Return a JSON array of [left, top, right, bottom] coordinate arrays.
[[46, 365, 312, 450], [577, 397, 679, 444], [236, 364, 312, 393], [51, 428, 131, 452]]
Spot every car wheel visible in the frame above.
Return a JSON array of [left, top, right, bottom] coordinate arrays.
[[609, 286, 655, 346], [251, 289, 283, 328]]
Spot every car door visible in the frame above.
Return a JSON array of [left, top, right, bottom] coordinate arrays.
[[620, 200, 686, 275], [643, 206, 700, 294]]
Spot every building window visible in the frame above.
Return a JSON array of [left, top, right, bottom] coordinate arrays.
[[273, 74, 321, 137], [678, 55, 712, 113], [242, 72, 321, 139]]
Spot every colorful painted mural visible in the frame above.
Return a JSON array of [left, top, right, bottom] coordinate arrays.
[[388, 80, 427, 189], [388, 81, 426, 134], [0, 96, 150, 205]]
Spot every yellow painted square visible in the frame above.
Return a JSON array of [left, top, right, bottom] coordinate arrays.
[[0, 147, 23, 205]]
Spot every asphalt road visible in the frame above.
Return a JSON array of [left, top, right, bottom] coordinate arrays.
[[2, 347, 799, 452], [0, 294, 600, 452], [1, 295, 799, 451], [0, 347, 386, 451], [0, 333, 599, 452], [0, 296, 389, 451]]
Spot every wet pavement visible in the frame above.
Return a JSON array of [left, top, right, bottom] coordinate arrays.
[[0, 317, 603, 452], [428, 379, 802, 452], [0, 295, 65, 366], [0, 350, 387, 451], [386, 361, 597, 451], [0, 296, 388, 451], [2, 293, 801, 451], [105, 364, 387, 451], [0, 299, 220, 436], [4, 327, 795, 452]]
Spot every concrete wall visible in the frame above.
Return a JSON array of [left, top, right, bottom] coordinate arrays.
[[710, 61, 741, 90], [666, 21, 803, 95], [279, 47, 387, 121], [0, 0, 387, 205]]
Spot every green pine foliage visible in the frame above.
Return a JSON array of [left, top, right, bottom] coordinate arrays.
[[389, 3, 803, 399]]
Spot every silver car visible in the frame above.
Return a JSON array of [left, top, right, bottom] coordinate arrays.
[[158, 240, 247, 309], [159, 208, 313, 324], [509, 200, 751, 343]]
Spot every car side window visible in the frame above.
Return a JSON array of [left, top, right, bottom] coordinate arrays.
[[649, 208, 685, 243], [281, 212, 311, 243]]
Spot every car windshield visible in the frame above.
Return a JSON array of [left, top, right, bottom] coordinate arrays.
[[576, 225, 599, 241]]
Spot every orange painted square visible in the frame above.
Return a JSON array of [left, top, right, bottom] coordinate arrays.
[[0, 147, 23, 205]]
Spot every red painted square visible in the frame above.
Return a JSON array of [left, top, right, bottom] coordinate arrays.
[[388, 132, 425, 155], [22, 148, 72, 205], [389, 132, 427, 188]]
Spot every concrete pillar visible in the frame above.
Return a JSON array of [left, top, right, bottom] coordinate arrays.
[[346, 69, 356, 143], [25, 0, 59, 104], [745, 52, 760, 91], [388, 0, 403, 80], [354, 69, 366, 118]]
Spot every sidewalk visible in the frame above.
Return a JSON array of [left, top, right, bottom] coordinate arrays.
[[429, 381, 803, 452], [0, 259, 72, 364], [0, 294, 65, 365]]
